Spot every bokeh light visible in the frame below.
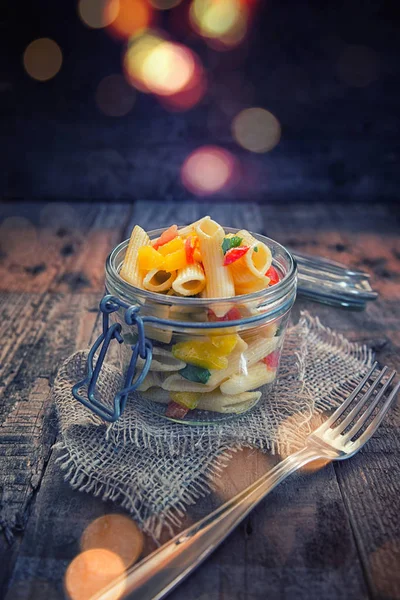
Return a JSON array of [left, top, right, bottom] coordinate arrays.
[[108, 0, 152, 39], [80, 514, 143, 569], [181, 146, 237, 195], [124, 32, 206, 109], [149, 0, 183, 9], [336, 45, 379, 88], [96, 74, 136, 116], [78, 0, 119, 29], [65, 549, 126, 600], [232, 108, 281, 153], [142, 42, 194, 95], [190, 0, 248, 48], [23, 38, 62, 82]]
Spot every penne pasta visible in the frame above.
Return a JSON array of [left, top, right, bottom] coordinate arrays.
[[177, 216, 210, 237], [136, 347, 185, 372], [229, 240, 272, 291], [141, 388, 261, 414], [196, 219, 235, 316], [143, 269, 177, 293], [243, 335, 279, 367], [120, 225, 150, 287], [220, 362, 276, 395], [136, 371, 166, 391], [172, 263, 206, 296]]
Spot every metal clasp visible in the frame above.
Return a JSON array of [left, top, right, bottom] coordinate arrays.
[[72, 294, 153, 422]]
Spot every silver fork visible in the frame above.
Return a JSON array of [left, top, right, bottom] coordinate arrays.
[[96, 362, 399, 600]]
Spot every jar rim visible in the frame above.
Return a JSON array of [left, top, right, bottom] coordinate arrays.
[[105, 227, 297, 309]]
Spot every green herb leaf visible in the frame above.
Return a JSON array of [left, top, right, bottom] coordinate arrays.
[[180, 364, 211, 384], [221, 236, 243, 255], [254, 246, 258, 252]]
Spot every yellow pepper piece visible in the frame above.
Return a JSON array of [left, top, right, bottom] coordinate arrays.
[[157, 236, 184, 256], [138, 246, 165, 271], [170, 391, 200, 409], [210, 334, 239, 355], [193, 248, 202, 262], [164, 248, 187, 272], [172, 341, 228, 370]]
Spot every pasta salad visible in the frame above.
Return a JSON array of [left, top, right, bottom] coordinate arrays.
[[119, 217, 285, 421]]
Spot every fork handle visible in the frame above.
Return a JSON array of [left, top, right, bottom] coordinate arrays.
[[97, 447, 320, 600]]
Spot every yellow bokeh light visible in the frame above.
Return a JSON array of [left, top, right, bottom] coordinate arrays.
[[95, 74, 136, 116], [124, 31, 164, 93], [232, 108, 281, 153], [65, 549, 126, 600], [78, 0, 119, 29], [108, 0, 152, 39], [80, 514, 143, 569], [181, 146, 236, 195], [23, 38, 62, 81], [142, 42, 195, 96], [149, 0, 183, 9], [190, 0, 248, 47]]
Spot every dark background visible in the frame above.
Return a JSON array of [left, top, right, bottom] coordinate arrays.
[[2, 0, 400, 203]]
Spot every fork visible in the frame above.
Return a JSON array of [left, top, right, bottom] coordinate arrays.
[[96, 362, 399, 600]]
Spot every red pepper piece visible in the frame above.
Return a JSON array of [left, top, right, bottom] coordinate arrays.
[[263, 349, 281, 368], [153, 225, 178, 250], [165, 401, 189, 419], [265, 266, 280, 285], [185, 236, 196, 264], [223, 246, 250, 266], [208, 307, 242, 322]]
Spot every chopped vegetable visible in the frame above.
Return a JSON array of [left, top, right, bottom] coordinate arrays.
[[193, 248, 202, 262], [170, 391, 200, 409], [223, 246, 250, 266], [262, 349, 280, 368], [208, 307, 242, 322], [138, 246, 165, 270], [153, 225, 178, 250], [172, 340, 229, 370], [265, 266, 280, 285], [180, 363, 211, 384], [185, 236, 196, 265], [221, 236, 243, 255], [210, 334, 239, 354], [164, 248, 187, 272], [157, 236, 184, 256], [254, 246, 258, 252], [165, 401, 189, 419]]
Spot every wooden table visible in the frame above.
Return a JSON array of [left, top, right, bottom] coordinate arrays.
[[0, 199, 399, 600]]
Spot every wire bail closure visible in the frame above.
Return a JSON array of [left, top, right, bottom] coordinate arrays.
[[72, 294, 153, 422]]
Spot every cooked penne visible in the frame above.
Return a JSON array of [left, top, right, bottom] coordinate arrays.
[[220, 362, 276, 395], [172, 263, 206, 296], [136, 347, 185, 372], [120, 225, 150, 287], [143, 269, 177, 292], [141, 388, 261, 413], [136, 371, 166, 391], [196, 219, 235, 316], [177, 216, 210, 237], [229, 230, 272, 289], [244, 335, 279, 367]]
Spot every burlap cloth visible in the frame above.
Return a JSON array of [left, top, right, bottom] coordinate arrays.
[[53, 312, 373, 540]]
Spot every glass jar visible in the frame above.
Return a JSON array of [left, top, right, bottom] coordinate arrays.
[[72, 228, 297, 425]]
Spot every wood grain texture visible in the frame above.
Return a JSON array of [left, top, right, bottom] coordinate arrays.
[[0, 200, 399, 600]]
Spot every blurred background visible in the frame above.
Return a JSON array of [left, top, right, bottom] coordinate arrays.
[[2, 0, 400, 203]]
